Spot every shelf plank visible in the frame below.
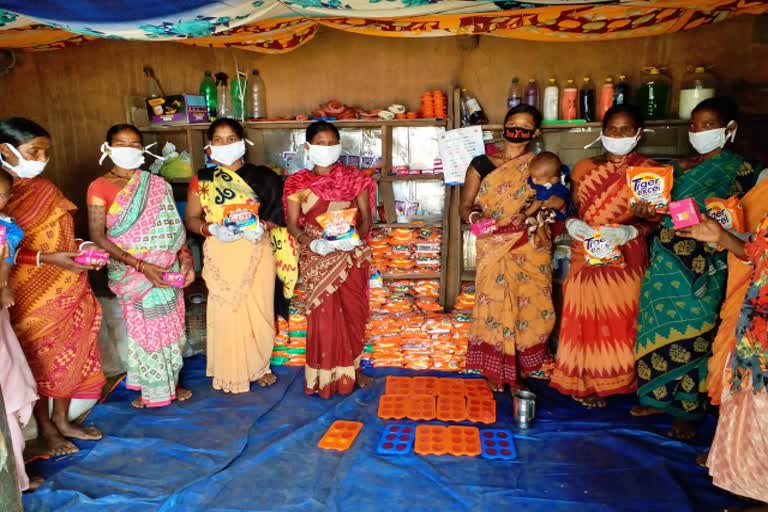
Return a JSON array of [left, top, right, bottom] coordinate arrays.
[[382, 272, 441, 280], [139, 118, 449, 132]]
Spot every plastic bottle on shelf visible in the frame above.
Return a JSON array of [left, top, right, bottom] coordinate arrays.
[[215, 72, 231, 119], [579, 76, 596, 122], [561, 79, 578, 121], [524, 78, 539, 109], [230, 71, 248, 122], [679, 66, 716, 120], [636, 67, 671, 120], [542, 77, 559, 121], [614, 74, 631, 106], [599, 76, 615, 121], [461, 88, 489, 126], [199, 70, 217, 119], [507, 77, 522, 109], [248, 69, 267, 120]]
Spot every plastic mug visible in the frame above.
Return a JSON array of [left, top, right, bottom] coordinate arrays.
[[471, 218, 497, 237]]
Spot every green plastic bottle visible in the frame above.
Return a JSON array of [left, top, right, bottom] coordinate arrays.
[[636, 67, 671, 120], [199, 70, 217, 120]]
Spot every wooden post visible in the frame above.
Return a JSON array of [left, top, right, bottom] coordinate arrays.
[[0, 383, 22, 512]]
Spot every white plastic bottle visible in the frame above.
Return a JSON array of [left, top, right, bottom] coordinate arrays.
[[543, 77, 559, 121], [249, 69, 267, 120]]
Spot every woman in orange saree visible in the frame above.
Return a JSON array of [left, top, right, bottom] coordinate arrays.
[[285, 121, 375, 399], [551, 105, 658, 408], [0, 117, 104, 456], [461, 105, 557, 393]]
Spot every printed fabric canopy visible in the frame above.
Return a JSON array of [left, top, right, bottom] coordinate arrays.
[[0, 0, 765, 53]]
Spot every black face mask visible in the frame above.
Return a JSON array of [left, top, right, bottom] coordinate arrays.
[[504, 127, 535, 144]]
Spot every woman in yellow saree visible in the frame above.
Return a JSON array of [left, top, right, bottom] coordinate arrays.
[[460, 105, 558, 393]]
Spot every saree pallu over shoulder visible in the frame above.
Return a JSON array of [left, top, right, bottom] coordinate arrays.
[[7, 178, 104, 399], [467, 153, 555, 386], [636, 151, 755, 419]]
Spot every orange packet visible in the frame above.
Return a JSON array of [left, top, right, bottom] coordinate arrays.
[[583, 229, 624, 267], [223, 203, 261, 231], [316, 208, 359, 242], [705, 196, 745, 232], [626, 166, 674, 208]]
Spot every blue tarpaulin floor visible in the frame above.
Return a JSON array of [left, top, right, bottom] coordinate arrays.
[[24, 355, 734, 512]]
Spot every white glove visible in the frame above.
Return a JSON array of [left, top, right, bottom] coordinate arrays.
[[335, 238, 362, 252], [208, 223, 243, 243], [600, 225, 638, 246], [565, 218, 596, 242], [241, 222, 265, 242], [309, 239, 335, 256]]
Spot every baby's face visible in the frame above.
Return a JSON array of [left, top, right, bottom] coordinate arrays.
[[529, 163, 560, 187]]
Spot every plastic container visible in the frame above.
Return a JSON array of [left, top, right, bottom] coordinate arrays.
[[579, 77, 596, 122], [215, 72, 231, 118], [542, 77, 559, 121], [507, 77, 522, 109], [199, 71, 217, 119], [524, 78, 539, 109], [679, 66, 716, 120], [599, 76, 615, 121], [461, 89, 488, 125], [249, 69, 267, 120], [614, 74, 631, 106], [230, 72, 248, 122], [637, 67, 671, 120], [561, 79, 578, 121]]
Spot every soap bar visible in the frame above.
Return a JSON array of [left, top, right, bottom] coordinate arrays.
[[74, 249, 109, 266], [668, 198, 702, 229]]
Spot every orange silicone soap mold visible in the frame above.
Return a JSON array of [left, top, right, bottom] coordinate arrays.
[[411, 376, 438, 395], [464, 379, 493, 399], [317, 420, 363, 451], [467, 396, 497, 424], [436, 378, 467, 397], [385, 376, 413, 396], [436, 395, 467, 422], [406, 394, 437, 421], [378, 395, 408, 420], [415, 425, 481, 456]]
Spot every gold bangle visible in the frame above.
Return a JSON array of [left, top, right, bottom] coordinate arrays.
[[35, 251, 42, 268], [199, 223, 210, 237]]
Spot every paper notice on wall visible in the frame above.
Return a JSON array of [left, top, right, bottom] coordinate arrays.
[[437, 126, 486, 186]]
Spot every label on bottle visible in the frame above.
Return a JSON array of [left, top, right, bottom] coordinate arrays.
[[465, 98, 482, 116]]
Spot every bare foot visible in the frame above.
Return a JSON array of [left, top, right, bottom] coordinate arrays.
[[487, 378, 504, 393], [38, 424, 78, 456], [630, 405, 664, 417], [668, 419, 696, 441], [256, 373, 277, 387], [175, 386, 192, 401], [52, 417, 102, 441], [574, 394, 607, 408], [25, 476, 44, 492], [696, 452, 709, 467], [356, 370, 373, 388], [131, 396, 146, 409]]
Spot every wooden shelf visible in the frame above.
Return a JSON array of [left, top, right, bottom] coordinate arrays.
[[480, 118, 689, 131], [138, 118, 449, 132], [382, 272, 441, 280], [378, 174, 444, 182]]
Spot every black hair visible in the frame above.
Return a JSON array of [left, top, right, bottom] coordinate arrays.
[[207, 118, 245, 141], [602, 104, 645, 131], [531, 151, 561, 170], [0, 117, 50, 146], [0, 168, 12, 188], [503, 104, 543, 130], [106, 124, 143, 145], [306, 121, 340, 144], [692, 96, 740, 126]]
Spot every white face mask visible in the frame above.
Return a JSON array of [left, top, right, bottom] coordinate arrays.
[[99, 142, 163, 169], [0, 144, 48, 178], [307, 143, 341, 168], [600, 131, 640, 156], [689, 122, 736, 155], [206, 140, 253, 167]]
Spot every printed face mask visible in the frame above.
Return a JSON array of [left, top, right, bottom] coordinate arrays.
[[503, 127, 535, 144], [0, 144, 47, 178], [307, 143, 342, 167]]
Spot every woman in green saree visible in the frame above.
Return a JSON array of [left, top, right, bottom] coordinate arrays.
[[631, 97, 756, 439]]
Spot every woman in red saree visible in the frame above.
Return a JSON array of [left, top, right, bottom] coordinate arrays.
[[0, 118, 104, 456], [284, 121, 375, 398]]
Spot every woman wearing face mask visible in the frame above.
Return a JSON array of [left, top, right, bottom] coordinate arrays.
[[185, 118, 285, 393], [550, 105, 658, 408], [675, 210, 768, 507], [460, 105, 558, 394], [284, 121, 375, 398], [631, 97, 756, 440], [0, 117, 105, 456], [86, 124, 194, 408]]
